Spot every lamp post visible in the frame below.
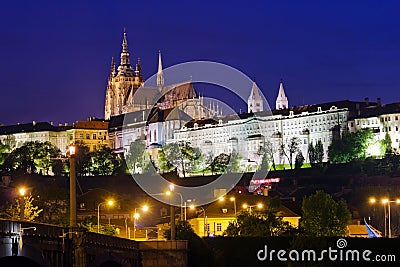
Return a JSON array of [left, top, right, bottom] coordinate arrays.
[[97, 200, 114, 233], [18, 187, 26, 221], [243, 203, 263, 214], [190, 205, 207, 237], [369, 197, 400, 238], [168, 184, 183, 220], [69, 145, 77, 227], [151, 191, 176, 240], [133, 205, 149, 239]]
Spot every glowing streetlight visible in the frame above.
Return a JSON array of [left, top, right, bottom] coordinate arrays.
[[243, 203, 263, 214], [369, 197, 400, 238], [167, 184, 183, 220], [19, 187, 26, 197], [134, 205, 149, 239], [18, 187, 26, 221], [97, 199, 114, 233]]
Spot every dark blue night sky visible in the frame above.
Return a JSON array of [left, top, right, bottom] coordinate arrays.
[[1, 1, 400, 125]]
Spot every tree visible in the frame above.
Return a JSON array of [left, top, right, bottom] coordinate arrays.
[[224, 210, 296, 237], [3, 141, 61, 174], [158, 147, 174, 173], [78, 216, 117, 236], [301, 190, 351, 237], [280, 137, 300, 169], [209, 153, 230, 174], [308, 142, 316, 166], [163, 220, 197, 240], [0, 141, 9, 167], [125, 139, 146, 173], [161, 142, 199, 177], [315, 140, 324, 165], [383, 132, 393, 154], [5, 195, 43, 222], [328, 129, 374, 163], [259, 152, 270, 173], [264, 140, 277, 171], [294, 151, 305, 169], [83, 146, 120, 175], [226, 152, 242, 173]]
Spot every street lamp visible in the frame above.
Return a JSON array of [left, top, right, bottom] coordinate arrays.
[[190, 205, 207, 237], [369, 197, 400, 238], [243, 203, 263, 214], [133, 205, 149, 239], [69, 145, 77, 227], [168, 184, 183, 220], [18, 187, 26, 221], [97, 200, 114, 233]]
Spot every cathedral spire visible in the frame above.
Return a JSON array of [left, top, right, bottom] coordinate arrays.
[[117, 28, 133, 76], [122, 28, 128, 52], [247, 79, 263, 113], [110, 56, 116, 78], [135, 57, 143, 81], [276, 79, 289, 110], [157, 50, 164, 87]]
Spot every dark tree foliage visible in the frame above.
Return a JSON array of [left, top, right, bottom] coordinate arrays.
[[125, 139, 146, 173], [294, 151, 305, 169], [3, 141, 61, 174], [328, 129, 373, 163], [209, 153, 230, 174], [280, 137, 300, 169], [83, 146, 120, 176], [301, 190, 351, 237], [224, 209, 296, 237]]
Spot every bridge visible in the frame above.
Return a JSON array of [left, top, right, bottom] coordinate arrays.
[[0, 219, 187, 267]]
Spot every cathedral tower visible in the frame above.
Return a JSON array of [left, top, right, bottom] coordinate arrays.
[[275, 79, 289, 110], [104, 29, 144, 120], [247, 79, 263, 113]]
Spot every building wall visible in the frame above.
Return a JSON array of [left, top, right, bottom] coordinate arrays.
[[172, 106, 348, 166]]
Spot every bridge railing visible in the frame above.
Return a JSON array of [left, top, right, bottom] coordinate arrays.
[[85, 231, 139, 250]]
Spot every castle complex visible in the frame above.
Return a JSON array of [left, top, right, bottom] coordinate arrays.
[[1, 30, 400, 172]]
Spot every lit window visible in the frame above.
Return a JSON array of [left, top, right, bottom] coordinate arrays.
[[93, 134, 97, 139], [217, 223, 222, 232]]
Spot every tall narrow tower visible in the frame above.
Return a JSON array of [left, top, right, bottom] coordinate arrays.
[[117, 28, 134, 76], [104, 29, 144, 120], [275, 79, 289, 110], [247, 79, 263, 113], [157, 50, 164, 87]]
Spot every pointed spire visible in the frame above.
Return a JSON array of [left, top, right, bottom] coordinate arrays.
[[122, 28, 128, 52], [157, 50, 164, 87], [248, 78, 263, 113], [135, 57, 143, 81], [110, 56, 116, 78], [276, 79, 289, 110], [117, 28, 133, 76]]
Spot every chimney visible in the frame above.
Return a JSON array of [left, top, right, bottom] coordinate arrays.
[[32, 120, 36, 126], [64, 122, 68, 126], [364, 97, 369, 106], [377, 97, 382, 107], [50, 121, 53, 125]]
